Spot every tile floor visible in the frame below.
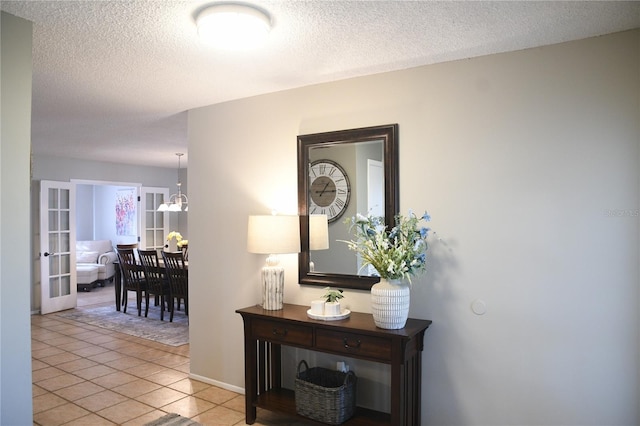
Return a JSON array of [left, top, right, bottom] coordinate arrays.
[[32, 283, 307, 425]]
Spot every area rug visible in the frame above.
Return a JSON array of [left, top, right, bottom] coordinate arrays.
[[144, 413, 201, 426], [56, 304, 189, 346]]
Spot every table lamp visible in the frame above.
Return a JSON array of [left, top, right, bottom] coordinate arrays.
[[247, 214, 300, 310], [308, 214, 329, 272]]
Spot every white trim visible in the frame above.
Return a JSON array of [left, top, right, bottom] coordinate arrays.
[[188, 373, 245, 395], [71, 178, 142, 187]]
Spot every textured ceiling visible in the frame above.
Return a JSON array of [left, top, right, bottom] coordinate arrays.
[[2, 1, 639, 167]]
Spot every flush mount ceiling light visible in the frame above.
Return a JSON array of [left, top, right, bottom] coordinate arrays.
[[196, 3, 271, 49]]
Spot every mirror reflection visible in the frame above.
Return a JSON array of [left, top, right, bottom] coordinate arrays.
[[298, 124, 398, 290], [309, 140, 384, 275]]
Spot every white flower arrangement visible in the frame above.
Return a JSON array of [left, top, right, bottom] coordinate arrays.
[[166, 231, 188, 248], [342, 210, 431, 282]]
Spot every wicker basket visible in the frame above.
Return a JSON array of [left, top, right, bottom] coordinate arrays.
[[295, 360, 357, 425]]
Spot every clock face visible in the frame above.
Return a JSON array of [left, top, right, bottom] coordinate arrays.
[[309, 159, 351, 223]]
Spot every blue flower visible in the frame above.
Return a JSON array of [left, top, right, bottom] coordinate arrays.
[[420, 227, 430, 238]]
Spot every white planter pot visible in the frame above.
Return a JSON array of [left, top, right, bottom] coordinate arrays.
[[370, 278, 410, 329], [324, 301, 341, 316]]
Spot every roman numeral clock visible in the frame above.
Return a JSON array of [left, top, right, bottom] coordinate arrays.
[[309, 159, 351, 223]]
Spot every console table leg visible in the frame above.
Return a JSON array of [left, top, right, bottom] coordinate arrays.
[[390, 361, 403, 425], [243, 323, 257, 424]]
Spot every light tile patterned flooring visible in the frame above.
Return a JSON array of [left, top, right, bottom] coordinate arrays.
[[32, 284, 306, 425]]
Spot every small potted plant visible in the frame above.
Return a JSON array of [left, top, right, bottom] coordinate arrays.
[[323, 287, 344, 316]]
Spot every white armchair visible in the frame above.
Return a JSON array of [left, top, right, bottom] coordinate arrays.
[[76, 240, 118, 285]]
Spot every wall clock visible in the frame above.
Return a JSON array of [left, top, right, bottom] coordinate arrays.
[[309, 159, 351, 223]]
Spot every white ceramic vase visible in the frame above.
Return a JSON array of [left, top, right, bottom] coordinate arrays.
[[370, 278, 410, 329]]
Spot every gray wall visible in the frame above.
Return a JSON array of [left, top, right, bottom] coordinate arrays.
[[187, 30, 640, 425], [76, 184, 95, 240], [1, 11, 34, 425], [33, 154, 186, 189]]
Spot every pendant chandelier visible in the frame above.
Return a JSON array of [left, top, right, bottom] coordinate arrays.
[[158, 153, 188, 212]]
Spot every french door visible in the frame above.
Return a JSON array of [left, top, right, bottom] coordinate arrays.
[[40, 180, 77, 314], [140, 187, 169, 250]]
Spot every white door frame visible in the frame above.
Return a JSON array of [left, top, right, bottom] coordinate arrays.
[[38, 179, 169, 314]]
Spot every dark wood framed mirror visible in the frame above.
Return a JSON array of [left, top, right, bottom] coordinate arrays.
[[297, 124, 399, 290]]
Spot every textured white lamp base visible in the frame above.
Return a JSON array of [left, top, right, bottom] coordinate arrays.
[[262, 266, 284, 310]]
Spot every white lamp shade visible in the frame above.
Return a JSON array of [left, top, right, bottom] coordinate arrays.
[[247, 215, 300, 254], [309, 214, 329, 250]]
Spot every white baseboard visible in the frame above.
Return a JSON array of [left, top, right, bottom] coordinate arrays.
[[188, 373, 245, 395]]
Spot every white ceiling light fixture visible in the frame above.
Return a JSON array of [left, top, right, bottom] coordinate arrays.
[[158, 153, 189, 212], [196, 3, 271, 49]]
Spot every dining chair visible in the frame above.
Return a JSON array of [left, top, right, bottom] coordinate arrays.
[[161, 251, 188, 322], [181, 244, 189, 262], [138, 249, 169, 320], [116, 248, 146, 316]]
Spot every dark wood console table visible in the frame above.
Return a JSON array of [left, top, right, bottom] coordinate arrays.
[[236, 304, 431, 425]]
